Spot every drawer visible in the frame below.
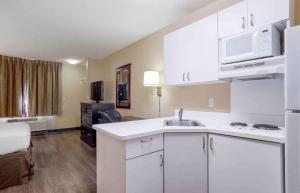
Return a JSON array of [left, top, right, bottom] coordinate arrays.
[[81, 126, 92, 135], [82, 113, 92, 119], [126, 134, 163, 159], [81, 127, 96, 144], [81, 105, 92, 115], [81, 116, 92, 127]]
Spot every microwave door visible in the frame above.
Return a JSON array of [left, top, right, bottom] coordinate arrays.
[[221, 32, 255, 64], [285, 26, 300, 111]]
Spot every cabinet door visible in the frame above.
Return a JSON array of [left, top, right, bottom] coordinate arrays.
[[208, 134, 284, 193], [164, 133, 208, 193], [218, 0, 248, 38], [164, 28, 189, 85], [164, 13, 220, 85], [185, 13, 219, 84], [126, 150, 163, 193], [248, 0, 289, 29]]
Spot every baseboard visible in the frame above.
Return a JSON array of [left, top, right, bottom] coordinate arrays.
[[31, 127, 80, 136], [48, 127, 81, 133], [31, 130, 49, 136]]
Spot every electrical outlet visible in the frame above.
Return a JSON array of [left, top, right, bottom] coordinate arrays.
[[209, 98, 215, 108]]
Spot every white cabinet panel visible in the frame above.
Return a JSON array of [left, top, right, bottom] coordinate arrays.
[[285, 112, 300, 193], [164, 13, 220, 85], [285, 26, 300, 111], [126, 134, 163, 159], [164, 133, 208, 193], [126, 150, 163, 193], [164, 29, 188, 85], [218, 1, 248, 38], [218, 0, 289, 38], [209, 134, 284, 193], [248, 0, 289, 29], [186, 14, 219, 84]]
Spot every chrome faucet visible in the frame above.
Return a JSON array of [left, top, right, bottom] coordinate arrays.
[[179, 108, 183, 121]]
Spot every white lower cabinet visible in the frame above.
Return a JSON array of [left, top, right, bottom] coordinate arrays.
[[97, 133, 163, 193], [126, 150, 164, 193], [164, 133, 208, 193], [208, 134, 284, 193], [98, 132, 284, 193]]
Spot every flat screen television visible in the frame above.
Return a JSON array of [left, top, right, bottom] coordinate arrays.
[[91, 81, 104, 103]]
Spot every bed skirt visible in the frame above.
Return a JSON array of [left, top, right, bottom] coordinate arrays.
[[0, 143, 34, 189]]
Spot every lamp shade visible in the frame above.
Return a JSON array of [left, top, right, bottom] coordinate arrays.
[[144, 71, 160, 86]]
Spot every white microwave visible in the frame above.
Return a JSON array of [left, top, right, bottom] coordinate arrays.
[[220, 25, 281, 64]]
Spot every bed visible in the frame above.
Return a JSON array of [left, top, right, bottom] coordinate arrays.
[[0, 122, 34, 189]]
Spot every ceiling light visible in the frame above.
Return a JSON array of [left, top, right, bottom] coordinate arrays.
[[66, 59, 81, 65]]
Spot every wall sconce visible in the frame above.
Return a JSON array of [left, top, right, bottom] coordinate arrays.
[[144, 71, 162, 116]]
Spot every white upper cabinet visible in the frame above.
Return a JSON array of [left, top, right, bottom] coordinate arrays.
[[164, 13, 220, 86], [218, 0, 290, 38], [186, 14, 219, 84], [218, 1, 248, 38], [164, 28, 189, 85], [247, 0, 289, 29]]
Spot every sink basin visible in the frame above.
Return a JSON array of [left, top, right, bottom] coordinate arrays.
[[164, 119, 205, 127]]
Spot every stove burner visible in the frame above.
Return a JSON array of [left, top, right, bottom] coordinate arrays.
[[230, 122, 248, 127], [253, 124, 280, 130]]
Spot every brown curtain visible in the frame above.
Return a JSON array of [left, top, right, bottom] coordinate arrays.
[[0, 56, 24, 117], [23, 60, 62, 116], [0, 55, 62, 117]]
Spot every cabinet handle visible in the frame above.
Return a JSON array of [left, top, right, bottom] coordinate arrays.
[[250, 14, 254, 27], [160, 154, 164, 167], [202, 136, 206, 150], [140, 138, 152, 143], [182, 73, 186, 82], [210, 137, 214, 151], [187, 72, 190, 81], [242, 17, 246, 29]]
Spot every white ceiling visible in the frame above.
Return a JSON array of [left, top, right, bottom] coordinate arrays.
[[0, 0, 213, 62]]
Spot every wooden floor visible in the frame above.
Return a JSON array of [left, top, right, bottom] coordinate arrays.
[[0, 130, 96, 193]]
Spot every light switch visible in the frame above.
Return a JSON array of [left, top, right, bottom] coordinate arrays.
[[209, 98, 215, 108]]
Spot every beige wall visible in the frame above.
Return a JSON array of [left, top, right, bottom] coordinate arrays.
[[48, 63, 87, 129], [88, 0, 242, 118]]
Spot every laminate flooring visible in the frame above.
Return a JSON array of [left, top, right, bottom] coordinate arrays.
[[0, 130, 96, 193]]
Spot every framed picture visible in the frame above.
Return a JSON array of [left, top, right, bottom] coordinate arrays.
[[116, 64, 131, 109]]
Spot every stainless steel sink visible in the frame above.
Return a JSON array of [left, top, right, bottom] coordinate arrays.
[[164, 119, 205, 127]]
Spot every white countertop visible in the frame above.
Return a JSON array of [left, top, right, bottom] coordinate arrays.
[[93, 113, 286, 143]]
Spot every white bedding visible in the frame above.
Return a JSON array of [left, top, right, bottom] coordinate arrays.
[[0, 122, 31, 155]]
